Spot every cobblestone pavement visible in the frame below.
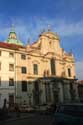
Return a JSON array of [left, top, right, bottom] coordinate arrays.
[[0, 112, 53, 125]]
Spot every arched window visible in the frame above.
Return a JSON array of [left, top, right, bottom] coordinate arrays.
[[50, 58, 56, 75], [68, 68, 71, 77]]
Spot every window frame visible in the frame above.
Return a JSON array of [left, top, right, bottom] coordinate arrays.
[[9, 52, 14, 58], [21, 81, 27, 92], [21, 54, 26, 60], [9, 64, 14, 71], [9, 78, 14, 86], [0, 77, 1, 86], [21, 67, 27, 74], [33, 64, 38, 75], [50, 58, 56, 75], [0, 51, 1, 56], [0, 63, 1, 70], [68, 68, 71, 77]]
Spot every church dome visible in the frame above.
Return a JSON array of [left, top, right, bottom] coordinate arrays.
[[6, 25, 23, 46], [8, 24, 17, 39], [40, 31, 60, 40]]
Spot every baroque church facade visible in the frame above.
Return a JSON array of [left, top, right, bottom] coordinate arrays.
[[0, 26, 79, 108]]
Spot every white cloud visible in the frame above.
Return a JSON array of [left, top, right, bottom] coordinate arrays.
[[13, 19, 83, 39], [55, 21, 83, 37], [76, 61, 83, 80], [0, 17, 83, 42]]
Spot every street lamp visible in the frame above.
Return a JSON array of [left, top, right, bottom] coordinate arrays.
[[27, 93, 32, 106]]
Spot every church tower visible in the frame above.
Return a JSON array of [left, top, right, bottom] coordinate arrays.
[[6, 24, 23, 46]]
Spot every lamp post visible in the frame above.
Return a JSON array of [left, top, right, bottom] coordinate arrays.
[[27, 93, 32, 107], [15, 95, 22, 105]]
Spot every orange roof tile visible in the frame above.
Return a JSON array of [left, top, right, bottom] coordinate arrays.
[[0, 42, 24, 50]]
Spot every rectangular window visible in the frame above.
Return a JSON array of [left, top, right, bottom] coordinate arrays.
[[9, 78, 14, 86], [9, 94, 14, 104], [22, 81, 27, 92], [33, 64, 38, 75], [0, 63, 1, 70], [0, 78, 1, 86], [9, 52, 14, 57], [0, 51, 1, 56], [21, 67, 27, 73], [9, 64, 14, 71], [50, 59, 56, 75], [21, 54, 26, 60], [68, 68, 71, 77]]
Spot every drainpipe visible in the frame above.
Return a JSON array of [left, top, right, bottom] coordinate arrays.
[[14, 50, 16, 104]]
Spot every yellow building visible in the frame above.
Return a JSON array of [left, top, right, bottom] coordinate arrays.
[[0, 26, 79, 108]]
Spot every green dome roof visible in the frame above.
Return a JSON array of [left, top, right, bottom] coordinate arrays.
[[6, 25, 23, 46], [7, 38, 23, 46]]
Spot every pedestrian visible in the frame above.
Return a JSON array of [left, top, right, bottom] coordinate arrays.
[[2, 98, 8, 120], [15, 103, 20, 117]]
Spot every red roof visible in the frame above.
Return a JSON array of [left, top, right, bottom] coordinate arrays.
[[0, 42, 24, 50]]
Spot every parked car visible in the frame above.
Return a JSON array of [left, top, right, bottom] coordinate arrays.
[[19, 104, 35, 113], [52, 103, 83, 125]]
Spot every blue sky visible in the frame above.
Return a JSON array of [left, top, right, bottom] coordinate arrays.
[[0, 0, 83, 79]]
